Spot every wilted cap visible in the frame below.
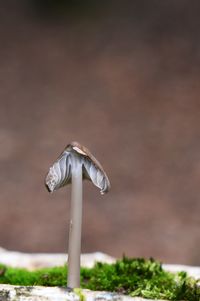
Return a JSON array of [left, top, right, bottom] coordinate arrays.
[[45, 142, 111, 195]]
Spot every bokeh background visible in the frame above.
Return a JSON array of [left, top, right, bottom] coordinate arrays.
[[0, 0, 199, 265]]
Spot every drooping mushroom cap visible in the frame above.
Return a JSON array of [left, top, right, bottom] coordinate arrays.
[[45, 142, 111, 195]]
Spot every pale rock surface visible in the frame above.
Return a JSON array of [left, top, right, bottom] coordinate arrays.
[[0, 249, 115, 270], [163, 263, 200, 280], [0, 285, 164, 301]]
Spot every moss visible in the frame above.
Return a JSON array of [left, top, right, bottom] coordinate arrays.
[[0, 257, 199, 301], [0, 265, 66, 287]]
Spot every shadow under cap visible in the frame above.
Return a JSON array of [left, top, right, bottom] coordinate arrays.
[[45, 141, 111, 194]]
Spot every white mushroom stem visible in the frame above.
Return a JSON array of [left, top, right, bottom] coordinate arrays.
[[67, 159, 83, 288]]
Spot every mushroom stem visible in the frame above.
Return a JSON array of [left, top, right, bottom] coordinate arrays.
[[67, 161, 83, 288]]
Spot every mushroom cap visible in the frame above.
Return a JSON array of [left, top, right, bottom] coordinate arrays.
[[45, 142, 111, 194]]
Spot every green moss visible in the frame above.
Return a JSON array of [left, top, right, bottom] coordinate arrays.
[[0, 265, 66, 287], [0, 257, 199, 301]]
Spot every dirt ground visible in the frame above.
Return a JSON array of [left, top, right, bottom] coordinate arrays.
[[0, 1, 200, 265]]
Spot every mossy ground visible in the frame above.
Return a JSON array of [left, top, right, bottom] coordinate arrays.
[[0, 257, 199, 301]]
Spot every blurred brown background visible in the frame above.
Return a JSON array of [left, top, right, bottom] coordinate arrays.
[[0, 0, 199, 265]]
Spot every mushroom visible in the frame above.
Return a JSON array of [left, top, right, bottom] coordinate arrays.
[[45, 141, 110, 288]]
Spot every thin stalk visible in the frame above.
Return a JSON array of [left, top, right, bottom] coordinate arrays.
[[67, 160, 83, 288]]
